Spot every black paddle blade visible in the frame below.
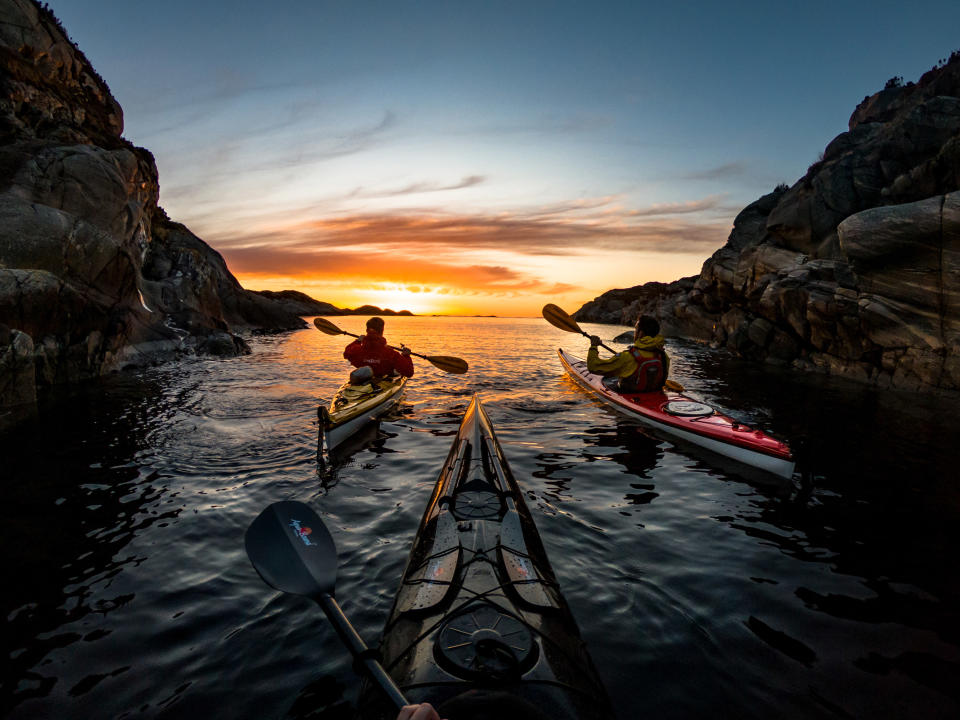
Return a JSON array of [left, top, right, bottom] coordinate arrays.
[[244, 500, 338, 600]]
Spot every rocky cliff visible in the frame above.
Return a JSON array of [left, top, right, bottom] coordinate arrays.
[[576, 53, 960, 392], [0, 0, 308, 429]]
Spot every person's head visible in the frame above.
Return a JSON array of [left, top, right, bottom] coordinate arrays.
[[366, 317, 385, 335], [635, 315, 660, 340]]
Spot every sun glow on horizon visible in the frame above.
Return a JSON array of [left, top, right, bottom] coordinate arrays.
[[221, 201, 723, 317], [233, 242, 709, 318], [235, 274, 569, 316]]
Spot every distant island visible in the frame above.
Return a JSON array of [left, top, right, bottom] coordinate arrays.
[[249, 290, 413, 317]]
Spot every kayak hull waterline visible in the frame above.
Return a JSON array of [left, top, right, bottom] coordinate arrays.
[[558, 348, 795, 479], [358, 395, 612, 720], [319, 376, 407, 452]]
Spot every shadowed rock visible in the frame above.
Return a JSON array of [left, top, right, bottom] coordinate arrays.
[[0, 0, 308, 430], [576, 52, 960, 392]]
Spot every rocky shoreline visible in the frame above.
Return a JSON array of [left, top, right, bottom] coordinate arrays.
[[576, 55, 960, 393], [0, 1, 407, 430]]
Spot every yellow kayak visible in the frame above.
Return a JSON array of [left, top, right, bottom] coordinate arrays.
[[318, 376, 408, 452]]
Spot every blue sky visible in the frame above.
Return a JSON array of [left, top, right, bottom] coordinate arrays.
[[48, 0, 960, 314]]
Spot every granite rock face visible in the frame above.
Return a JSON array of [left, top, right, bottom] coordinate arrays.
[[0, 0, 304, 429], [576, 54, 960, 392]]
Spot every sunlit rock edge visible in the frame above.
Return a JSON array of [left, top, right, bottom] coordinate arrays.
[[576, 54, 960, 394]]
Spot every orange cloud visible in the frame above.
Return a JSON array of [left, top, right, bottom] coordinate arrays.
[[211, 206, 727, 258], [209, 203, 727, 314]]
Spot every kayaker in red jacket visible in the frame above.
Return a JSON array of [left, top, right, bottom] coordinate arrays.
[[344, 316, 414, 377], [587, 314, 669, 393]]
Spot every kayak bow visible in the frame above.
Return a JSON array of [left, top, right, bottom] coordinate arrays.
[[358, 395, 613, 719], [319, 376, 407, 453], [557, 348, 795, 479]]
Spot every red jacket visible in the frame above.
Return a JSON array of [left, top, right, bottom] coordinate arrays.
[[343, 333, 414, 377]]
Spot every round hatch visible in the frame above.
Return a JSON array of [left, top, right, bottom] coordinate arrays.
[[435, 604, 537, 680], [453, 490, 502, 520], [663, 400, 714, 417]]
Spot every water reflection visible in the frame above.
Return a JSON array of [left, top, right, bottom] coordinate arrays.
[[1, 374, 175, 710], [2, 317, 959, 719], [578, 420, 665, 480], [318, 423, 400, 493]]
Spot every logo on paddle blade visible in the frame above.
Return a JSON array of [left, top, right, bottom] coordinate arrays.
[[289, 519, 315, 546]]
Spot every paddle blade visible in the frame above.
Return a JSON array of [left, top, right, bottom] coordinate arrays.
[[245, 501, 338, 600], [542, 303, 583, 334], [314, 317, 345, 336], [427, 355, 469, 374], [665, 379, 685, 392]]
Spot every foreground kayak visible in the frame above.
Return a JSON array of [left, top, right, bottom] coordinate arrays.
[[558, 348, 795, 479], [318, 375, 407, 453], [358, 395, 613, 719]]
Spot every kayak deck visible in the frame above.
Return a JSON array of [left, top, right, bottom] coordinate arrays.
[[320, 375, 407, 452], [358, 395, 612, 719], [558, 348, 795, 479]]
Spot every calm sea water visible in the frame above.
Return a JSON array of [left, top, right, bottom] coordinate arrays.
[[3, 316, 959, 719]]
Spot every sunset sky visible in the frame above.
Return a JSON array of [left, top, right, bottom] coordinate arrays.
[[52, 1, 960, 316]]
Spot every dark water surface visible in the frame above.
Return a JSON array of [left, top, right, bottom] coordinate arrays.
[[3, 316, 959, 719]]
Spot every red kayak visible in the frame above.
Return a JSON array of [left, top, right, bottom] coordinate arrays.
[[558, 348, 795, 479]]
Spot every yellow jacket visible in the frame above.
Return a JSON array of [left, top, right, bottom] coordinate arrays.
[[587, 335, 669, 379]]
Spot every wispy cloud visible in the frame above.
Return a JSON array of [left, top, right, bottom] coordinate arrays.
[[679, 162, 749, 181], [348, 174, 487, 198], [625, 195, 726, 217], [210, 202, 729, 266]]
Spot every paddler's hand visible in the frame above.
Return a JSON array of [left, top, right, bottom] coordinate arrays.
[[397, 703, 445, 720], [400, 345, 412, 356], [589, 335, 602, 347]]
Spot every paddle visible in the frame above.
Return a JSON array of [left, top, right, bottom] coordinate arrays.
[[541, 303, 685, 392], [542, 303, 618, 354], [244, 500, 408, 710], [314, 317, 468, 374]]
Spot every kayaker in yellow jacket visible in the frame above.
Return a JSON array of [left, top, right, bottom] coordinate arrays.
[[588, 315, 669, 393]]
